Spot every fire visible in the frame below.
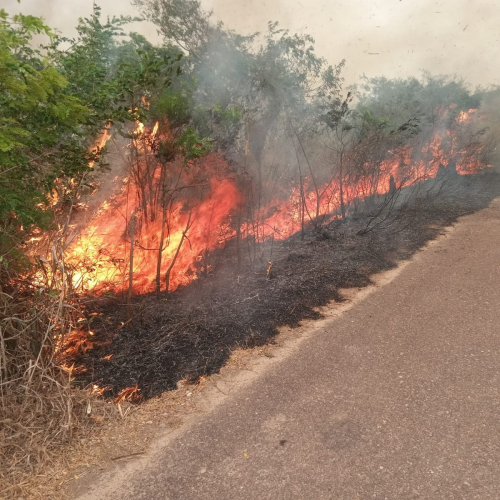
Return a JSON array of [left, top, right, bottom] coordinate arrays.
[[252, 109, 485, 242], [91, 384, 109, 396], [62, 109, 488, 294], [151, 121, 159, 137], [458, 108, 477, 123], [88, 127, 112, 169], [65, 119, 242, 293], [135, 121, 145, 135], [114, 384, 141, 403]]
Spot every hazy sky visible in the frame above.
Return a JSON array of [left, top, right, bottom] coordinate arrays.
[[3, 0, 500, 88]]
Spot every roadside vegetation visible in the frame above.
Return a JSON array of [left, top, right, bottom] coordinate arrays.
[[1, 1, 499, 497]]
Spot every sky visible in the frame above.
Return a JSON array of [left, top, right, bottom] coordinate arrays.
[[3, 0, 500, 88]]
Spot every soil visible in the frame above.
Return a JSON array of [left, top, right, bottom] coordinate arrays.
[[7, 170, 500, 500], [70, 171, 500, 400], [72, 180, 500, 500]]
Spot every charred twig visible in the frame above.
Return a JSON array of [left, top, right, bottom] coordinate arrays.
[[165, 210, 193, 294]]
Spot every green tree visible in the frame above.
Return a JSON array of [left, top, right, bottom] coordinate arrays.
[[0, 10, 92, 271]]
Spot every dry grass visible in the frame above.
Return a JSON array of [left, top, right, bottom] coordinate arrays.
[[0, 237, 189, 500], [2, 172, 500, 499], [0, 243, 96, 499]]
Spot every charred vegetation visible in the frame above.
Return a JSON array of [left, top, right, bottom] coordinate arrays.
[[2, 1, 500, 494]]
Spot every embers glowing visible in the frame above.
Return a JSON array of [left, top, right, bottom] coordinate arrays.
[[114, 384, 141, 403]]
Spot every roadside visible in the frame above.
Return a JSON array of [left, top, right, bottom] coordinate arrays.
[[3, 172, 500, 500], [73, 194, 500, 499], [73, 173, 500, 400]]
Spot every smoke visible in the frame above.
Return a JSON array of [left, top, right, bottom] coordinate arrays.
[[2, 0, 161, 43], [4, 0, 499, 88], [206, 0, 499, 89], [478, 89, 500, 169]]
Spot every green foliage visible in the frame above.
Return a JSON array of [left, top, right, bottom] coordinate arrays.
[[54, 6, 184, 131], [357, 73, 479, 129], [216, 105, 242, 125], [359, 109, 390, 130], [178, 127, 212, 162], [150, 87, 191, 127], [54, 6, 134, 129], [134, 0, 214, 57], [0, 10, 92, 257]]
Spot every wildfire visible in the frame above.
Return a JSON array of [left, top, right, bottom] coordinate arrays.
[[114, 384, 142, 403], [61, 109, 487, 294], [458, 108, 477, 123], [65, 119, 242, 294], [89, 127, 112, 169]]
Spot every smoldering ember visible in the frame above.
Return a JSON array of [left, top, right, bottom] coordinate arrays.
[[2, 1, 500, 499]]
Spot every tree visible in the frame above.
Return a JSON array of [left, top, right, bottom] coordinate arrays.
[[0, 10, 93, 274]]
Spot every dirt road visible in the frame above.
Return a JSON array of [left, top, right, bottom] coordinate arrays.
[[78, 198, 500, 499]]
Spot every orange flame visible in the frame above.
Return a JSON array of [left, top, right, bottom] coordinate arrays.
[[67, 140, 242, 294], [88, 127, 112, 169], [114, 384, 141, 403], [252, 110, 485, 242], [63, 111, 487, 294]]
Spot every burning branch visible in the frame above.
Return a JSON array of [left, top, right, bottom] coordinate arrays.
[[127, 212, 135, 321], [165, 210, 193, 294]]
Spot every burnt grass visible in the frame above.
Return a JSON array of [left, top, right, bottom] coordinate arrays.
[[73, 171, 500, 400]]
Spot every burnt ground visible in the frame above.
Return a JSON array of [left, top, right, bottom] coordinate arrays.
[[71, 171, 500, 399]]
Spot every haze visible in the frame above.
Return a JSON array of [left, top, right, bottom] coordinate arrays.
[[3, 0, 499, 87]]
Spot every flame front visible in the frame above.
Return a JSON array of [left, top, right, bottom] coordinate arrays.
[[67, 121, 242, 293], [252, 108, 486, 242], [64, 109, 487, 294]]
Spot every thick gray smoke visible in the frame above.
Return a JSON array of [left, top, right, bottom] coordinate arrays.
[[2, 0, 160, 43], [4, 0, 500, 88], [478, 89, 500, 168], [206, 0, 500, 88]]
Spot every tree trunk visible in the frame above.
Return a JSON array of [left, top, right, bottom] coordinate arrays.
[[127, 212, 135, 321], [155, 204, 167, 298], [165, 211, 192, 294]]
